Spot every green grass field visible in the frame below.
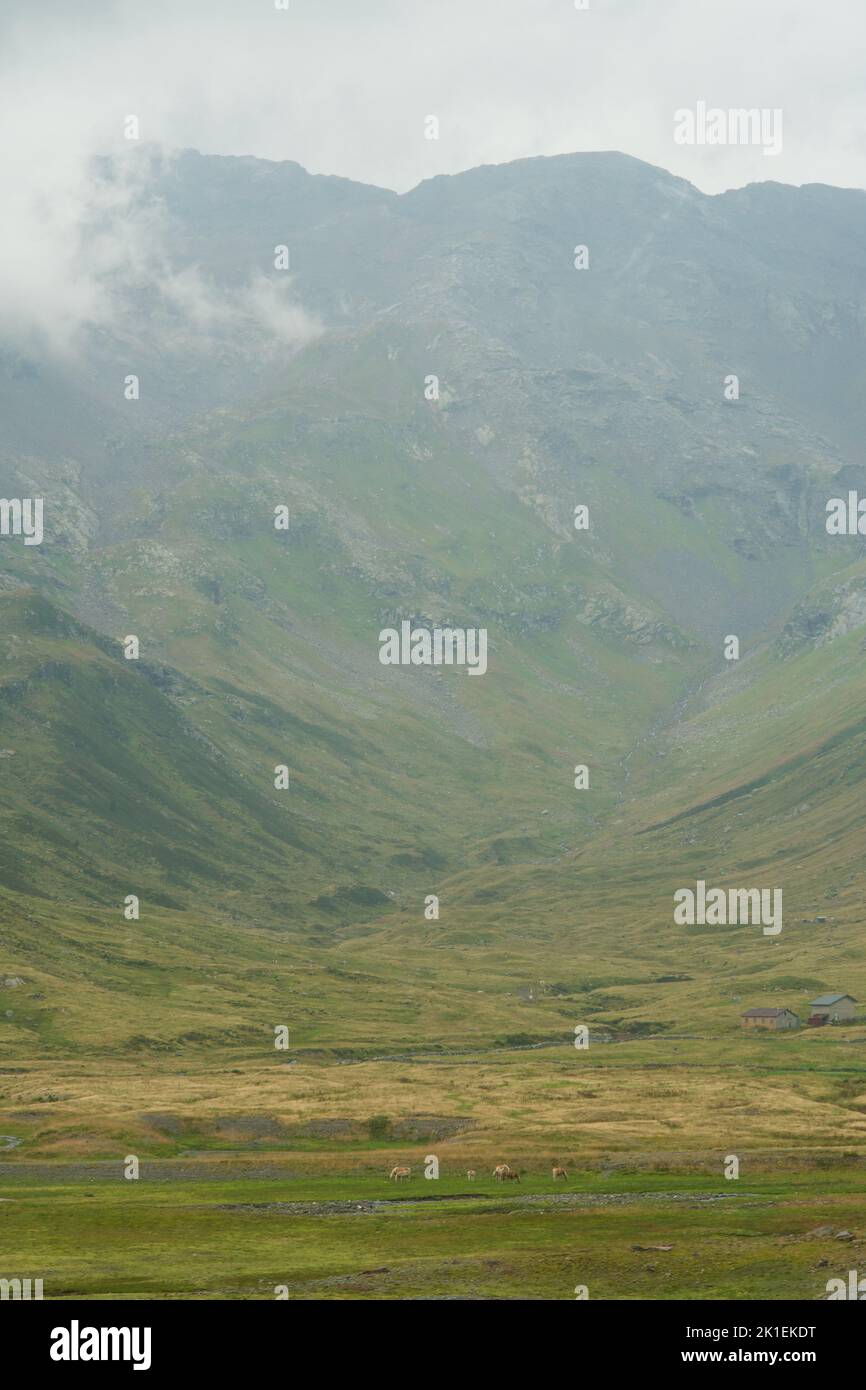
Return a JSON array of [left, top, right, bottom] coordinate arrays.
[[3, 1163, 863, 1300]]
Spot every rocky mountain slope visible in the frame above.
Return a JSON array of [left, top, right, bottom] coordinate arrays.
[[3, 147, 866, 1053]]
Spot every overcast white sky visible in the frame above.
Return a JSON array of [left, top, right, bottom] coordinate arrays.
[[2, 0, 865, 351], [3, 0, 866, 194]]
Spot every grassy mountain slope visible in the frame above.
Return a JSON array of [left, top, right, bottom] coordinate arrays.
[[3, 149, 866, 1067]]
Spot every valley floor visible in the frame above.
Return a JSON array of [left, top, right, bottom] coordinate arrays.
[[1, 1164, 863, 1300], [1, 1037, 864, 1300]]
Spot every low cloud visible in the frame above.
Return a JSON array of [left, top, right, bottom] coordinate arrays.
[[2, 0, 866, 357], [134, 227, 322, 358], [0, 139, 320, 357], [0, 7, 320, 358]]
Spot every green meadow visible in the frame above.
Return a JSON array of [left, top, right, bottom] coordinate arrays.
[[2, 1163, 864, 1301]]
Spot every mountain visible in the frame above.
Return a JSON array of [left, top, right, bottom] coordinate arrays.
[[3, 147, 866, 1057]]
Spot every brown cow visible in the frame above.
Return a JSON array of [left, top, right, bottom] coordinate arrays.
[[501, 1169, 521, 1182], [552, 1166, 568, 1180], [493, 1163, 512, 1180], [389, 1166, 411, 1181]]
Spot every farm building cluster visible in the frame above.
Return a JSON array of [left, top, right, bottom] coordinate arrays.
[[741, 994, 857, 1030]]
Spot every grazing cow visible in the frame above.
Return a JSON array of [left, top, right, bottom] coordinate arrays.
[[493, 1163, 512, 1181], [466, 1170, 476, 1180], [389, 1166, 411, 1181], [501, 1169, 520, 1182], [552, 1166, 568, 1180]]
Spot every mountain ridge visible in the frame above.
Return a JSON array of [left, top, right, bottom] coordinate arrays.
[[3, 146, 866, 1056]]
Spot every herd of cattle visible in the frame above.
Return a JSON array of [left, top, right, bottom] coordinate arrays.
[[388, 1163, 568, 1182]]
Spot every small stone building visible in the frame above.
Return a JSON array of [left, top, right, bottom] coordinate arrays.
[[742, 1007, 799, 1030], [808, 993, 857, 1024]]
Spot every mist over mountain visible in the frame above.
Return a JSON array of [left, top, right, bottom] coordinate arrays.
[[3, 146, 866, 1052]]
